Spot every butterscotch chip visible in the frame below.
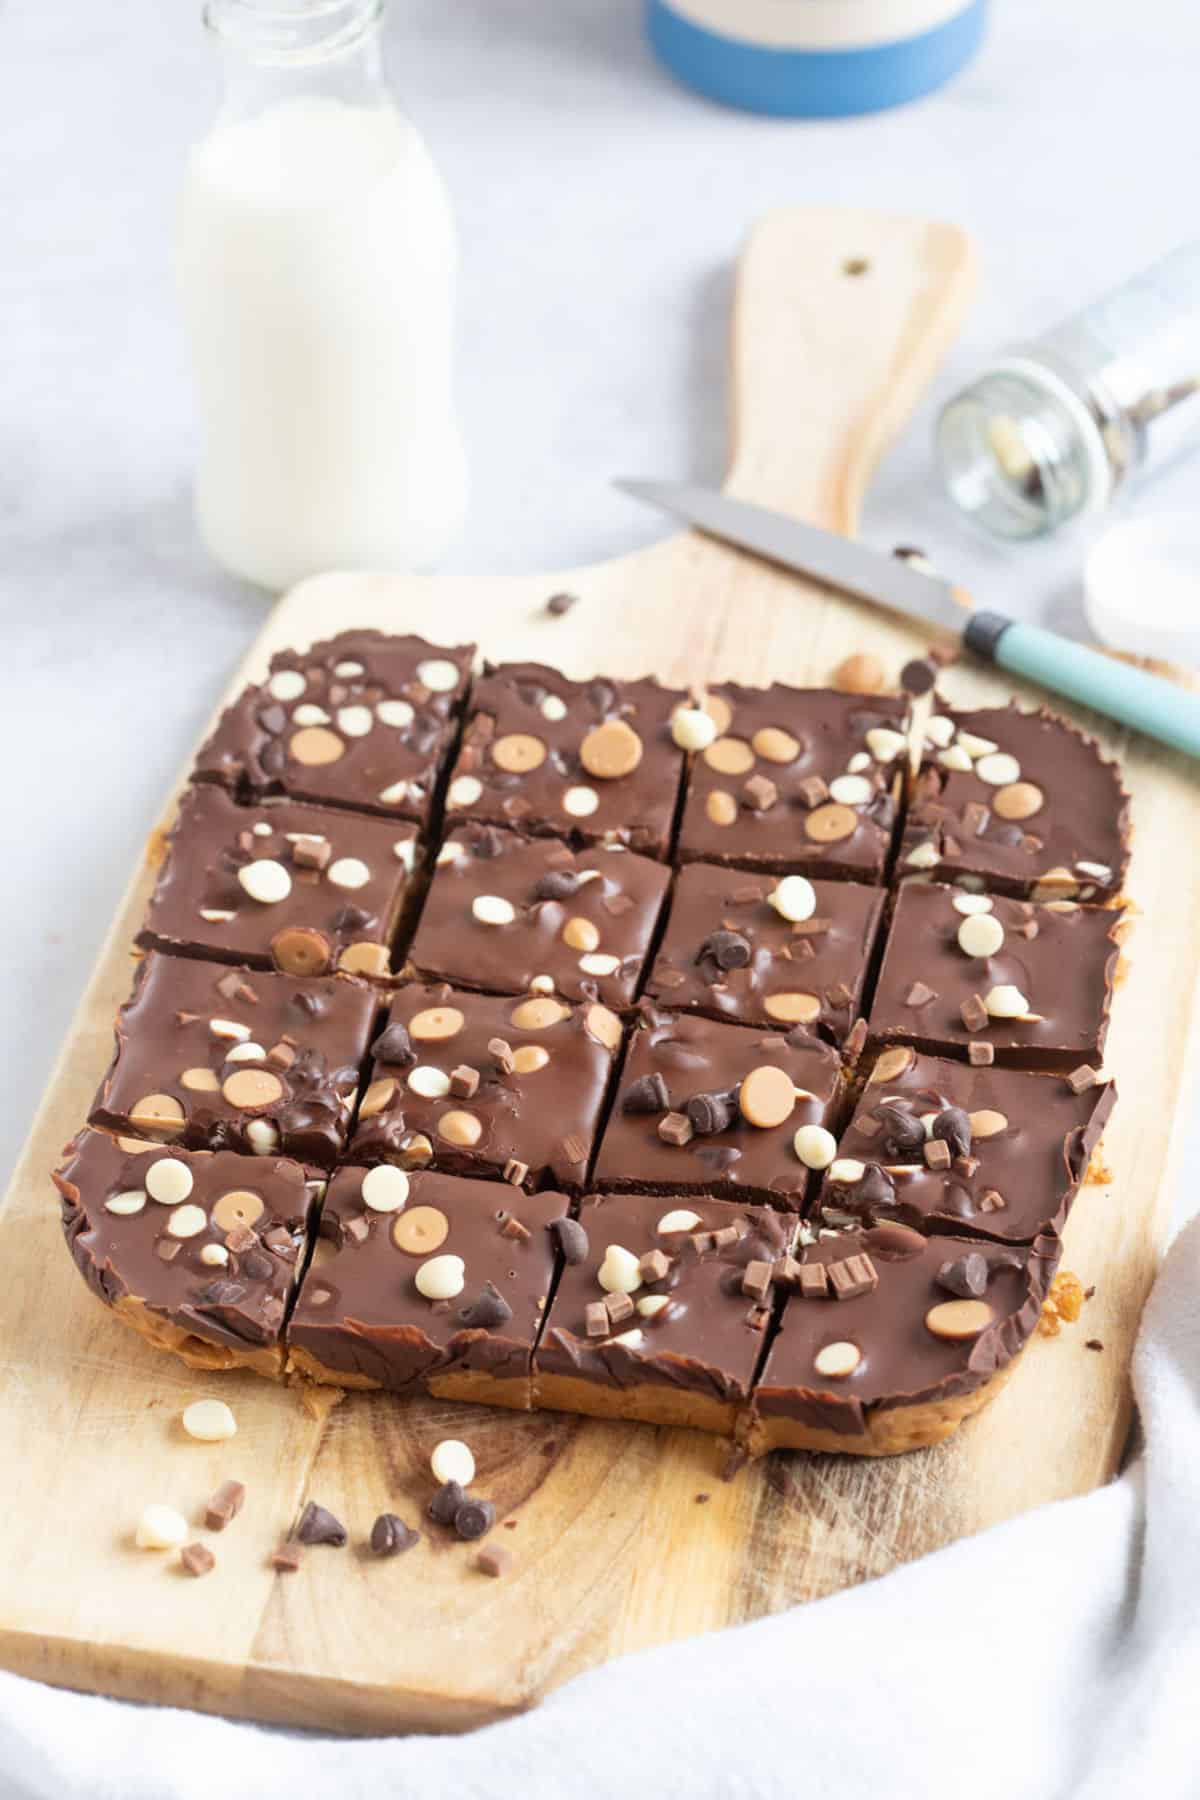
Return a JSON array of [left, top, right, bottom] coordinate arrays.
[[706, 790, 738, 827], [869, 1046, 915, 1083], [409, 1006, 466, 1041], [211, 1188, 266, 1232], [510, 997, 569, 1030], [512, 1045, 550, 1074], [584, 1003, 622, 1050], [738, 1064, 796, 1129], [693, 691, 733, 734], [392, 1204, 450, 1254], [968, 1108, 1008, 1138], [338, 942, 390, 977], [117, 1135, 156, 1155], [271, 926, 331, 976], [832, 652, 885, 694], [180, 1067, 220, 1093], [751, 727, 801, 764], [763, 992, 821, 1024], [289, 725, 345, 766], [358, 1076, 398, 1118], [804, 802, 857, 844], [563, 916, 600, 953], [580, 719, 643, 780], [925, 1298, 994, 1341], [222, 1068, 285, 1110], [492, 732, 547, 774], [703, 736, 755, 776], [129, 1093, 186, 1131], [993, 781, 1044, 821], [437, 1110, 483, 1147]]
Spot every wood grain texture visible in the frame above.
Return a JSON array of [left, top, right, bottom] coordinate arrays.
[[2, 208, 1197, 1735]]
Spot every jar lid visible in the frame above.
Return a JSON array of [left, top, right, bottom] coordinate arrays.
[[1084, 515, 1200, 666]]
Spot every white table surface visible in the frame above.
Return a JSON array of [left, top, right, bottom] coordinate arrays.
[[4, 0, 1198, 1216]]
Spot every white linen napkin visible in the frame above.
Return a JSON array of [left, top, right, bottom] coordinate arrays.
[[2, 1217, 1196, 1800]]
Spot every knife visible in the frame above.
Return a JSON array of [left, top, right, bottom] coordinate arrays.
[[617, 479, 1200, 760]]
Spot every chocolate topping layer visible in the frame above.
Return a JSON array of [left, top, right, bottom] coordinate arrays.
[[445, 662, 686, 858], [816, 1048, 1116, 1243], [138, 784, 417, 978], [676, 686, 910, 878], [645, 862, 884, 1043], [54, 1129, 320, 1359], [902, 705, 1131, 900], [408, 825, 671, 1010], [350, 982, 623, 1189], [869, 883, 1121, 1070], [288, 1168, 560, 1395], [90, 953, 379, 1168], [752, 1225, 1058, 1435], [193, 630, 474, 825], [593, 1005, 843, 1208]]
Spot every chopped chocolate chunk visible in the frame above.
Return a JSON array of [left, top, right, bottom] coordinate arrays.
[[968, 1041, 995, 1066], [370, 1513, 420, 1556], [271, 1544, 303, 1573], [488, 1036, 515, 1075], [798, 775, 830, 810], [181, 1543, 216, 1578], [605, 1291, 635, 1326], [1067, 1063, 1101, 1093], [476, 1545, 513, 1577], [502, 1158, 530, 1187], [450, 1064, 481, 1099], [499, 1213, 532, 1242], [204, 1479, 246, 1532], [585, 1301, 610, 1338], [295, 1501, 347, 1547], [658, 1111, 694, 1146], [924, 1138, 952, 1170], [742, 774, 778, 812], [454, 1497, 497, 1541], [548, 1216, 589, 1264], [741, 1259, 773, 1300], [798, 1263, 830, 1298], [961, 993, 989, 1032], [639, 1248, 671, 1282], [904, 980, 937, 1009], [546, 591, 578, 616], [828, 1253, 879, 1300]]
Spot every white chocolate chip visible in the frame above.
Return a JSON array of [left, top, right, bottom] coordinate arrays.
[[952, 893, 994, 916], [793, 1124, 837, 1169], [199, 1243, 229, 1266], [361, 1164, 410, 1212], [328, 857, 370, 890], [238, 859, 292, 905], [579, 952, 620, 976], [671, 707, 718, 752], [408, 1065, 452, 1099], [430, 1439, 475, 1486], [167, 1203, 208, 1239], [610, 1328, 644, 1349], [828, 774, 872, 806], [136, 1504, 189, 1550], [145, 1158, 194, 1206], [292, 703, 330, 726], [337, 705, 373, 738], [530, 974, 556, 994], [224, 1041, 266, 1063], [393, 838, 416, 870], [814, 1341, 860, 1379], [334, 659, 365, 677], [472, 894, 516, 926], [769, 875, 817, 923], [436, 841, 466, 866], [376, 699, 415, 728], [636, 1295, 671, 1318], [975, 752, 1021, 786], [181, 1399, 237, 1443], [252, 821, 272, 837], [924, 715, 955, 748], [417, 659, 461, 693], [246, 1119, 280, 1155], [828, 1159, 865, 1182], [541, 694, 567, 722], [597, 1244, 642, 1295], [985, 984, 1030, 1019], [199, 909, 236, 923], [657, 1209, 701, 1234], [447, 775, 482, 808], [210, 1018, 252, 1042], [920, 1112, 939, 1137], [957, 731, 999, 759], [105, 1189, 145, 1217], [415, 1253, 466, 1300], [957, 913, 1006, 958], [937, 745, 973, 773], [268, 670, 306, 702], [562, 786, 599, 818], [865, 727, 906, 763], [1076, 861, 1112, 879], [905, 840, 940, 870], [378, 780, 411, 805], [846, 751, 871, 774]]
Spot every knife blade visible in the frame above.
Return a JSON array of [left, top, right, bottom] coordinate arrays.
[[616, 477, 1200, 761]]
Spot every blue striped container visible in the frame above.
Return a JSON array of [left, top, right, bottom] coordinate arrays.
[[647, 0, 987, 117]]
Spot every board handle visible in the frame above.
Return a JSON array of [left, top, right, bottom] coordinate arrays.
[[725, 207, 976, 533]]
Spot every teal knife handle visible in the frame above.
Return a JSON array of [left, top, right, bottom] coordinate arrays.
[[964, 612, 1200, 760]]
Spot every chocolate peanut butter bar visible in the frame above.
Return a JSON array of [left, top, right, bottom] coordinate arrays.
[[90, 953, 379, 1167], [593, 1005, 844, 1209], [138, 784, 418, 979], [533, 1192, 790, 1435], [812, 1046, 1116, 1244], [349, 982, 624, 1189], [54, 1129, 322, 1377], [676, 686, 910, 879], [444, 663, 686, 858], [868, 882, 1121, 1071], [644, 862, 885, 1044], [408, 825, 671, 1010], [193, 630, 473, 826], [288, 1168, 561, 1407], [746, 1222, 1059, 1454], [901, 704, 1130, 901]]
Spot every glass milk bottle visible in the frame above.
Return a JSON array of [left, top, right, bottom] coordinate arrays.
[[177, 0, 467, 590]]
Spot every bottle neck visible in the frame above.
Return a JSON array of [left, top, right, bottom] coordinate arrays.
[[204, 0, 389, 119]]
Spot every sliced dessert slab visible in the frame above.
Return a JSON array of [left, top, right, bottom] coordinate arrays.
[[675, 685, 909, 880], [644, 861, 885, 1045], [593, 1005, 844, 1209], [444, 662, 686, 858], [89, 953, 380, 1168], [138, 784, 418, 979], [53, 1129, 322, 1377], [349, 982, 624, 1191], [745, 1221, 1059, 1455], [533, 1191, 791, 1435], [901, 704, 1130, 901], [868, 882, 1121, 1072], [812, 1045, 1115, 1244], [193, 630, 473, 826], [408, 825, 671, 1011], [288, 1167, 562, 1407]]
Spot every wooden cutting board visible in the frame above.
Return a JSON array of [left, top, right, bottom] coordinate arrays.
[[5, 208, 1199, 1735]]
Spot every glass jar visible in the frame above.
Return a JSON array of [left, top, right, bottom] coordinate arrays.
[[936, 241, 1200, 539]]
